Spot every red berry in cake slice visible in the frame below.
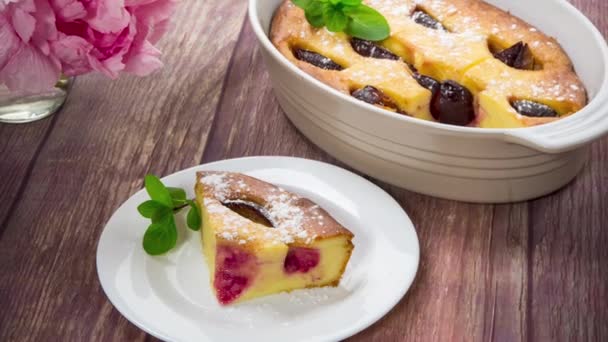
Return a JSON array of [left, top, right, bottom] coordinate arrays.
[[284, 247, 320, 274], [195, 172, 354, 305], [214, 246, 256, 304]]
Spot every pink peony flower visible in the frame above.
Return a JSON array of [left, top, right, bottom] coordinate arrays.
[[0, 0, 177, 92]]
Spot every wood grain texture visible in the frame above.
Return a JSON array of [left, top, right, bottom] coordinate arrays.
[[526, 146, 608, 342], [0, 119, 53, 232], [201, 21, 336, 164], [0, 0, 606, 341]]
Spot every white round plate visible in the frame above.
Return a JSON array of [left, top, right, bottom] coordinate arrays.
[[97, 157, 419, 342]]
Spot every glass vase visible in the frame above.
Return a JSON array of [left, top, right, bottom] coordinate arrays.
[[0, 76, 73, 124]]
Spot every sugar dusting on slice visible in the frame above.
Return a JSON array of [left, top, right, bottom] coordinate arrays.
[[201, 173, 230, 200], [200, 173, 312, 244], [265, 192, 307, 243]]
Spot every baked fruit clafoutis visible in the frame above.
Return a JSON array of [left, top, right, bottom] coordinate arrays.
[[270, 0, 588, 128], [195, 171, 354, 305]]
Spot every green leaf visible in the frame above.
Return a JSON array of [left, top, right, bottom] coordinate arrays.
[[167, 187, 188, 207], [138, 175, 202, 254], [142, 216, 178, 255], [339, 0, 362, 6], [137, 200, 171, 222], [138, 200, 162, 218], [292, 0, 313, 9], [305, 2, 325, 27], [167, 187, 186, 201], [344, 4, 390, 41], [291, 0, 390, 41], [144, 175, 173, 208], [323, 5, 348, 32], [187, 201, 201, 231]]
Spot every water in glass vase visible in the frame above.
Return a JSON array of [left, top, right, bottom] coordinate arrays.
[[0, 76, 73, 124]]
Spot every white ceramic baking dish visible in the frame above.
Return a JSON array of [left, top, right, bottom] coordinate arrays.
[[249, 0, 608, 203]]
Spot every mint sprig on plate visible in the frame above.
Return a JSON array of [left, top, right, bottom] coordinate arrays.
[[292, 0, 390, 41], [137, 175, 201, 255]]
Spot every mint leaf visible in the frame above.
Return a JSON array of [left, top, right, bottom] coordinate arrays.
[[144, 175, 173, 208], [167, 187, 186, 201], [137, 200, 171, 222], [142, 216, 178, 255], [138, 175, 201, 255], [137, 200, 164, 218], [291, 0, 390, 41], [339, 0, 362, 6], [323, 5, 348, 32], [167, 187, 187, 207], [292, 0, 313, 9], [138, 175, 204, 254], [187, 201, 201, 231], [305, 1, 325, 27], [344, 5, 390, 41]]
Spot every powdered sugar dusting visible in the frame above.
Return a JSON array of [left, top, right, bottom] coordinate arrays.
[[201, 174, 320, 245], [204, 197, 253, 241], [265, 191, 307, 244], [201, 173, 229, 200], [285, 288, 332, 305]]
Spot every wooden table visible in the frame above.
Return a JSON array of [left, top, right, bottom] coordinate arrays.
[[1, 1, 607, 341]]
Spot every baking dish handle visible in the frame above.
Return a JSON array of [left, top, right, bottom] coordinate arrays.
[[504, 98, 608, 153]]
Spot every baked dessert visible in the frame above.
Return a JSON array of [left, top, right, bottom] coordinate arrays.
[[270, 0, 587, 128], [195, 171, 354, 305]]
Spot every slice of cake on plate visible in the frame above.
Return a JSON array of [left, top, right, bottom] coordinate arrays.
[[194, 171, 354, 305]]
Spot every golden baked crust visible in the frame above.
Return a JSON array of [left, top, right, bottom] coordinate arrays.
[[195, 171, 354, 248], [270, 0, 587, 128]]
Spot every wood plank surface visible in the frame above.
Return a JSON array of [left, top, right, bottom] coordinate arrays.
[[0, 120, 54, 231], [0, 0, 606, 341]]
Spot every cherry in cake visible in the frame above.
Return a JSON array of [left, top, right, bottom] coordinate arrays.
[[195, 171, 354, 305]]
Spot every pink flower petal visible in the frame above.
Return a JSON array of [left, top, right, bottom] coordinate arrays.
[[147, 17, 171, 44], [11, 0, 36, 13], [127, 0, 177, 20], [124, 40, 162, 76], [0, 44, 60, 92], [31, 0, 58, 50], [0, 14, 21, 69], [0, 0, 19, 12], [11, 7, 36, 42], [94, 53, 125, 78], [51, 35, 94, 75], [1, 0, 177, 90], [51, 0, 87, 21], [86, 0, 131, 34]]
